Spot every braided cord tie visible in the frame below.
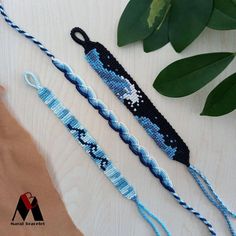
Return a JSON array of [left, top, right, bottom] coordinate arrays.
[[188, 165, 236, 236], [0, 5, 54, 59], [0, 4, 216, 235], [24, 72, 171, 236]]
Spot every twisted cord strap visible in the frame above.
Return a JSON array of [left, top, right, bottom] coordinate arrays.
[[51, 58, 216, 235], [133, 197, 171, 236], [0, 5, 54, 59], [24, 72, 171, 236], [52, 59, 173, 190], [188, 165, 236, 236], [53, 55, 219, 235]]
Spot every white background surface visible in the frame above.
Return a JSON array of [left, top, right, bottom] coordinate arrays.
[[0, 1, 235, 235]]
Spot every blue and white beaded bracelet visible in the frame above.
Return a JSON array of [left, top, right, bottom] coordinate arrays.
[[24, 72, 171, 236]]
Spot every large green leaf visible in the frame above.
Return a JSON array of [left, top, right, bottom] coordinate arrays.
[[143, 11, 170, 52], [153, 52, 235, 97], [169, 0, 213, 52], [118, 0, 171, 47], [208, 0, 236, 30], [201, 73, 236, 116]]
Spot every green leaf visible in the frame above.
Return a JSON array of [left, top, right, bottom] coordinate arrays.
[[169, 0, 213, 52], [201, 73, 236, 116], [118, 0, 171, 47], [143, 11, 170, 52], [208, 0, 236, 30], [153, 52, 235, 97]]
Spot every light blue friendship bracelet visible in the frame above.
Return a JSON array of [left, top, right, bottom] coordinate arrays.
[[24, 72, 171, 236]]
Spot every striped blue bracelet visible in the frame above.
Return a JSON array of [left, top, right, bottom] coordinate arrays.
[[24, 72, 171, 236], [0, 4, 216, 235]]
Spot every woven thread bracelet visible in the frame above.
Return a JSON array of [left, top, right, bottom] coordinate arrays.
[[70, 27, 236, 236], [24, 72, 171, 236], [0, 4, 217, 235]]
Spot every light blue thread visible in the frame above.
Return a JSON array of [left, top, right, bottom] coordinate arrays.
[[133, 197, 171, 236], [188, 165, 236, 236], [189, 172, 235, 236], [189, 165, 236, 218], [24, 72, 42, 89], [24, 72, 171, 236], [0, 6, 216, 234]]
